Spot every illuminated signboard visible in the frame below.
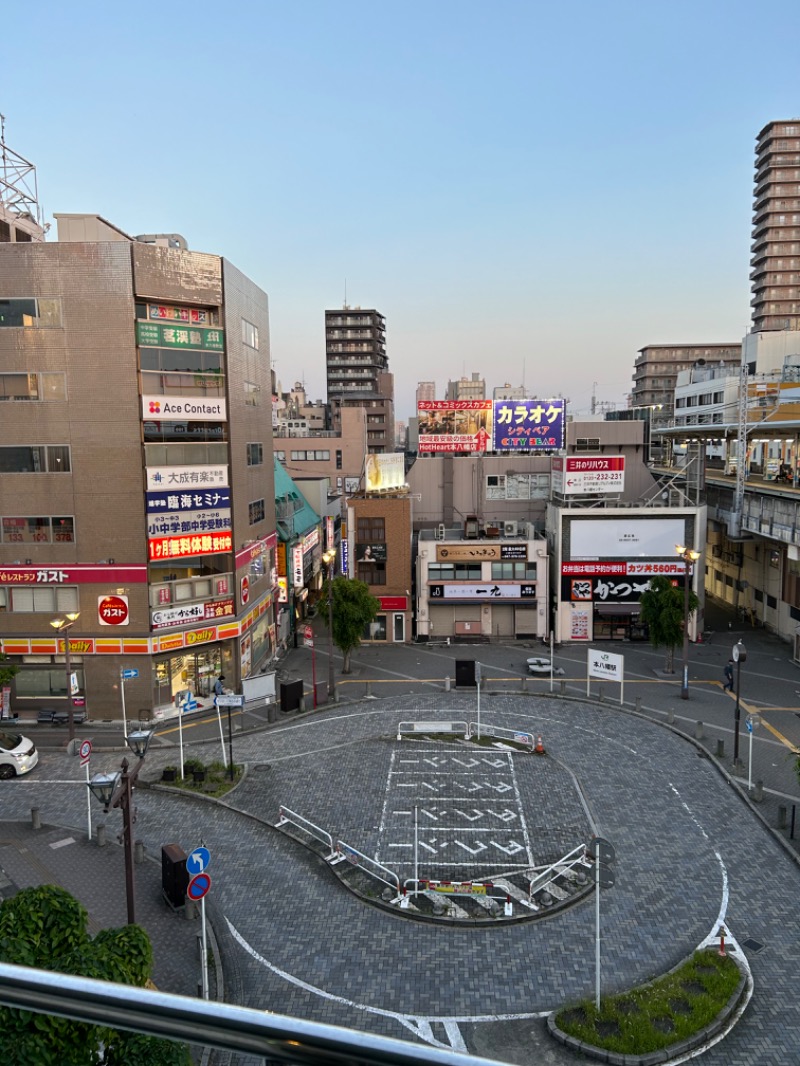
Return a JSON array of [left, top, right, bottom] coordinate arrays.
[[417, 401, 493, 454], [148, 532, 232, 560], [492, 399, 565, 451]]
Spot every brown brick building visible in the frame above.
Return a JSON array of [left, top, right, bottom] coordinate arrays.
[[346, 494, 412, 642]]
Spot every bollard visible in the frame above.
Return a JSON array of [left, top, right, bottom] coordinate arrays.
[[753, 779, 764, 802], [695, 721, 704, 740], [445, 676, 451, 692], [298, 694, 306, 713], [134, 840, 145, 864], [365, 681, 372, 698], [667, 708, 674, 725], [635, 696, 641, 713], [96, 824, 107, 847], [716, 738, 725, 759], [30, 807, 41, 831], [559, 679, 566, 696], [334, 687, 341, 704], [779, 805, 788, 829], [185, 898, 198, 920]]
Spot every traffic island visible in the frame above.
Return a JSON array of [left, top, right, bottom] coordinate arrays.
[[548, 947, 748, 1064]]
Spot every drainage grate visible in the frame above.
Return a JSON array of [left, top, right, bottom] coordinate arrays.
[[742, 937, 764, 954]]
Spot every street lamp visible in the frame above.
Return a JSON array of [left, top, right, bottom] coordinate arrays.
[[675, 545, 700, 700], [732, 640, 747, 770], [50, 612, 80, 741], [322, 548, 337, 700], [87, 729, 153, 925]]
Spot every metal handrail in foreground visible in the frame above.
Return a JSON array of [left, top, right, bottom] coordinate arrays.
[[0, 961, 510, 1066]]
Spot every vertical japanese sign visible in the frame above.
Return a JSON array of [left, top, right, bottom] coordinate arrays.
[[493, 398, 565, 451]]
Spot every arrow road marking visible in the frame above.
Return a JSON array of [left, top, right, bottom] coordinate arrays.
[[454, 841, 487, 855], [481, 758, 506, 768], [423, 757, 441, 766], [453, 808, 484, 821], [421, 808, 439, 820], [451, 758, 479, 767], [488, 809, 518, 822], [489, 782, 513, 793], [455, 781, 483, 792], [419, 841, 437, 853], [491, 840, 525, 855]]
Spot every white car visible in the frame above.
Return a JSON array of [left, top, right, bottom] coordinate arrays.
[[0, 730, 39, 779], [527, 657, 565, 676]]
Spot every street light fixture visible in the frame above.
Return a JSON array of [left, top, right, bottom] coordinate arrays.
[[675, 544, 700, 700], [732, 640, 747, 770], [87, 729, 153, 925], [322, 548, 337, 701], [50, 612, 80, 741]]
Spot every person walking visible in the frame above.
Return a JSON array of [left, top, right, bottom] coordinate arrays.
[[723, 660, 734, 692], [214, 674, 225, 698]]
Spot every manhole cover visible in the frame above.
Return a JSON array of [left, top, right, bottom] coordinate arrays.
[[252, 764, 272, 772], [742, 937, 764, 954]]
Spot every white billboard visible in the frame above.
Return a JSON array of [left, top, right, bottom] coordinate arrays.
[[552, 456, 625, 496], [365, 453, 407, 492], [570, 518, 686, 559], [146, 465, 229, 491], [142, 396, 227, 421], [588, 649, 624, 682]]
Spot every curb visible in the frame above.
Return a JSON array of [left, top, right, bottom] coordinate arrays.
[[546, 950, 749, 1064]]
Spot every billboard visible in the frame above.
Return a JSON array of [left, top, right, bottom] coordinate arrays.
[[417, 401, 493, 453], [146, 465, 228, 491], [148, 532, 232, 560], [570, 518, 686, 559], [552, 456, 624, 495], [142, 396, 227, 421], [146, 488, 231, 513], [365, 453, 406, 492], [493, 399, 565, 451]]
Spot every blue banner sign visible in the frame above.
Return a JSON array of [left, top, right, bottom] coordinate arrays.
[[492, 398, 565, 451]]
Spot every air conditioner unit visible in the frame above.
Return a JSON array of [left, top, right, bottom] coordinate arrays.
[[503, 521, 519, 536], [435, 523, 446, 541]]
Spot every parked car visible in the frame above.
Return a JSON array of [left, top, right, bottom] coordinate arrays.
[[37, 706, 88, 725], [0, 730, 38, 779]]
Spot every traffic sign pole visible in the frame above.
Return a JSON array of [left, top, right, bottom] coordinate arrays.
[[120, 674, 127, 741], [80, 739, 93, 841], [201, 895, 209, 999]]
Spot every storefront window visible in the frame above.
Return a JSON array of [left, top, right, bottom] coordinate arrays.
[[364, 615, 387, 641]]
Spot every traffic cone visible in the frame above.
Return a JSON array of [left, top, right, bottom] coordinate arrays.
[[534, 734, 546, 755], [696, 630, 703, 644]]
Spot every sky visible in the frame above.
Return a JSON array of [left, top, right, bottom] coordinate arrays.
[[3, 0, 800, 421]]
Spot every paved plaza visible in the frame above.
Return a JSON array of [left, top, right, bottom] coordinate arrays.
[[3, 690, 800, 1064]]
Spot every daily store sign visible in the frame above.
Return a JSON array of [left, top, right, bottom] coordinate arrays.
[[552, 456, 625, 496], [142, 396, 227, 421]]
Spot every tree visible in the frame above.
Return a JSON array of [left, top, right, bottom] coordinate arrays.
[[0, 884, 190, 1066], [321, 576, 380, 673], [638, 575, 699, 674], [0, 650, 18, 689]]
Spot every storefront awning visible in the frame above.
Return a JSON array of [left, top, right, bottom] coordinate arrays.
[[595, 604, 641, 616]]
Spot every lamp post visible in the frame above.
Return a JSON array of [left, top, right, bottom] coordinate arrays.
[[88, 729, 153, 925], [733, 640, 747, 770], [675, 545, 700, 700], [322, 549, 337, 700], [50, 612, 80, 741]]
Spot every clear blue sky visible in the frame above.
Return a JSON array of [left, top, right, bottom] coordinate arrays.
[[3, 0, 800, 420]]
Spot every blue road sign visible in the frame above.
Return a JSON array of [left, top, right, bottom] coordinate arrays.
[[182, 697, 198, 712], [187, 846, 211, 875], [746, 718, 753, 734], [187, 872, 211, 902], [121, 668, 139, 680]]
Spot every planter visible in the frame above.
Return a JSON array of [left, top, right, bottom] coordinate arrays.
[[162, 768, 177, 783], [192, 769, 206, 784]]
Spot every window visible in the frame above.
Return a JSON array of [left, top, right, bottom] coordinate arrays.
[[248, 499, 265, 525], [275, 450, 286, 462], [2, 516, 75, 543], [0, 446, 71, 472], [491, 562, 537, 580], [428, 564, 455, 580], [358, 517, 385, 541], [0, 298, 61, 328], [8, 585, 79, 613], [364, 614, 387, 639], [247, 443, 263, 466], [358, 562, 386, 585], [0, 372, 66, 401], [241, 319, 259, 350], [244, 381, 260, 406], [454, 563, 482, 580], [14, 667, 85, 697], [575, 437, 600, 451]]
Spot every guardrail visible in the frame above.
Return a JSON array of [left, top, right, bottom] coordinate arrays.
[[276, 806, 336, 859], [396, 720, 468, 740], [467, 723, 534, 750], [528, 843, 590, 899], [334, 840, 400, 893]]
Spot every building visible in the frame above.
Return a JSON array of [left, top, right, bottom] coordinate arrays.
[[325, 306, 394, 453], [547, 502, 706, 643], [493, 384, 525, 401], [274, 381, 327, 434], [416, 381, 436, 405], [446, 373, 485, 401], [0, 212, 277, 718], [416, 522, 548, 642], [273, 460, 322, 647], [273, 405, 369, 497], [346, 494, 412, 642], [751, 119, 800, 333], [631, 344, 742, 412]]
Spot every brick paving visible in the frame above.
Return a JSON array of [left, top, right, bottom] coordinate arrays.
[[3, 691, 800, 1064]]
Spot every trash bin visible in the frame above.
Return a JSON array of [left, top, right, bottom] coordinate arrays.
[[280, 679, 303, 713], [455, 660, 477, 688]]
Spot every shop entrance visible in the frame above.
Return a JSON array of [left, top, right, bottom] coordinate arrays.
[[154, 646, 228, 710]]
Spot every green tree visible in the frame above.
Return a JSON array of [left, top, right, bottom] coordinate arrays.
[[322, 576, 380, 673], [638, 575, 699, 674], [0, 885, 190, 1066], [0, 650, 18, 689]]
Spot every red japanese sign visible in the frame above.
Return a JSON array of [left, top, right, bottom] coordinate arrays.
[[148, 532, 232, 560], [98, 595, 129, 626]]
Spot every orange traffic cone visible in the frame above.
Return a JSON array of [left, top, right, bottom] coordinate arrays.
[[534, 734, 546, 755]]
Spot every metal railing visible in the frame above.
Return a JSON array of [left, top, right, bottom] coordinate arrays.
[[0, 961, 509, 1065], [276, 806, 336, 859], [334, 840, 400, 892], [396, 720, 468, 739]]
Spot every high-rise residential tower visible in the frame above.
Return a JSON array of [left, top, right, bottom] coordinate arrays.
[[751, 119, 800, 332], [325, 306, 394, 452]]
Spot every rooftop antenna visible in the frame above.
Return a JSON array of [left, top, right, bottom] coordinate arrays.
[[522, 356, 526, 394], [343, 278, 348, 310], [0, 114, 47, 238]]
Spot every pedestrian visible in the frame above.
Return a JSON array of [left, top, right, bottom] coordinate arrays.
[[214, 674, 225, 698], [723, 660, 734, 692]]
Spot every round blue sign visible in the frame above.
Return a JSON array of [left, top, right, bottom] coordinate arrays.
[[186, 846, 211, 876], [187, 872, 211, 902]]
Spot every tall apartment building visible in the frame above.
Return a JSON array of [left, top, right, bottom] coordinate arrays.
[[446, 372, 485, 400], [631, 344, 741, 411], [416, 381, 436, 405], [325, 306, 394, 453], [0, 213, 277, 718], [751, 119, 800, 332]]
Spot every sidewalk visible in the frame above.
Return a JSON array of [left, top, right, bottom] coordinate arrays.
[[0, 818, 202, 998]]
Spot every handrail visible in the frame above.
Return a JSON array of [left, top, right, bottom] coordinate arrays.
[[336, 840, 400, 892], [0, 961, 509, 1065], [277, 805, 336, 857]]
